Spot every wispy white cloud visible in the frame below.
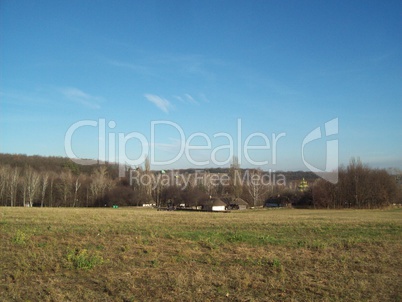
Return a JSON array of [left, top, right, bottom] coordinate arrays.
[[144, 94, 172, 113], [154, 54, 224, 81], [151, 138, 184, 153], [184, 94, 198, 105], [108, 59, 154, 76], [108, 54, 226, 82], [173, 95, 184, 103], [60, 87, 102, 109], [174, 93, 199, 105]]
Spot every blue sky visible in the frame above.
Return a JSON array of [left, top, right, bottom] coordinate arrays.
[[1, 0, 401, 171]]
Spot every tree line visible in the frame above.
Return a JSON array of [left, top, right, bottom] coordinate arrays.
[[0, 154, 399, 208], [311, 158, 400, 208]]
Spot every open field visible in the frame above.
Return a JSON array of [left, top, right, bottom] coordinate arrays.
[[1, 207, 401, 301]]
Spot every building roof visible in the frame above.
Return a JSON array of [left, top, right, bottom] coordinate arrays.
[[232, 197, 249, 206], [221, 196, 249, 206], [212, 198, 226, 207], [200, 197, 226, 207]]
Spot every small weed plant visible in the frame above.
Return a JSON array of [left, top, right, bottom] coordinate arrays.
[[12, 230, 28, 245], [66, 248, 104, 270], [272, 258, 281, 269]]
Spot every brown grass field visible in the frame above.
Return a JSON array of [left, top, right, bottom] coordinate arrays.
[[1, 207, 401, 301]]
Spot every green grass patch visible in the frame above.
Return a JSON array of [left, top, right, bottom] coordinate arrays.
[[66, 248, 104, 270], [12, 229, 29, 245]]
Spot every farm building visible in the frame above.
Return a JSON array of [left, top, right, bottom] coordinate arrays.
[[232, 198, 249, 210], [201, 198, 227, 211], [221, 196, 250, 210]]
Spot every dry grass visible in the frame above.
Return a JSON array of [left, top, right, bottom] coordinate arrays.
[[1, 207, 401, 301]]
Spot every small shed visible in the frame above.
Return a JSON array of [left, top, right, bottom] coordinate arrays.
[[202, 198, 227, 211], [221, 196, 250, 210], [212, 198, 227, 211], [232, 198, 249, 210]]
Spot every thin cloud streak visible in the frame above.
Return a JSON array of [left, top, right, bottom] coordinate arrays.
[[184, 94, 198, 105], [150, 138, 184, 153], [60, 87, 101, 109], [174, 93, 199, 105], [108, 59, 154, 76], [144, 94, 172, 113]]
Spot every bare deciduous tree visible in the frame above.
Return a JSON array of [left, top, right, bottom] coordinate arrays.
[[0, 165, 8, 205], [246, 169, 268, 207], [8, 167, 20, 207], [90, 166, 110, 204], [229, 156, 242, 197], [26, 167, 41, 207], [48, 172, 56, 207], [21, 176, 27, 207], [59, 169, 73, 206], [144, 156, 152, 198], [41, 173, 49, 207], [72, 175, 81, 207]]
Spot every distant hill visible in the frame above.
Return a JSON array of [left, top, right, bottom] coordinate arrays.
[[0, 153, 120, 176], [0, 153, 318, 181]]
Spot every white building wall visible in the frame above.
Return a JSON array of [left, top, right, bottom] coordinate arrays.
[[212, 205, 226, 211]]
